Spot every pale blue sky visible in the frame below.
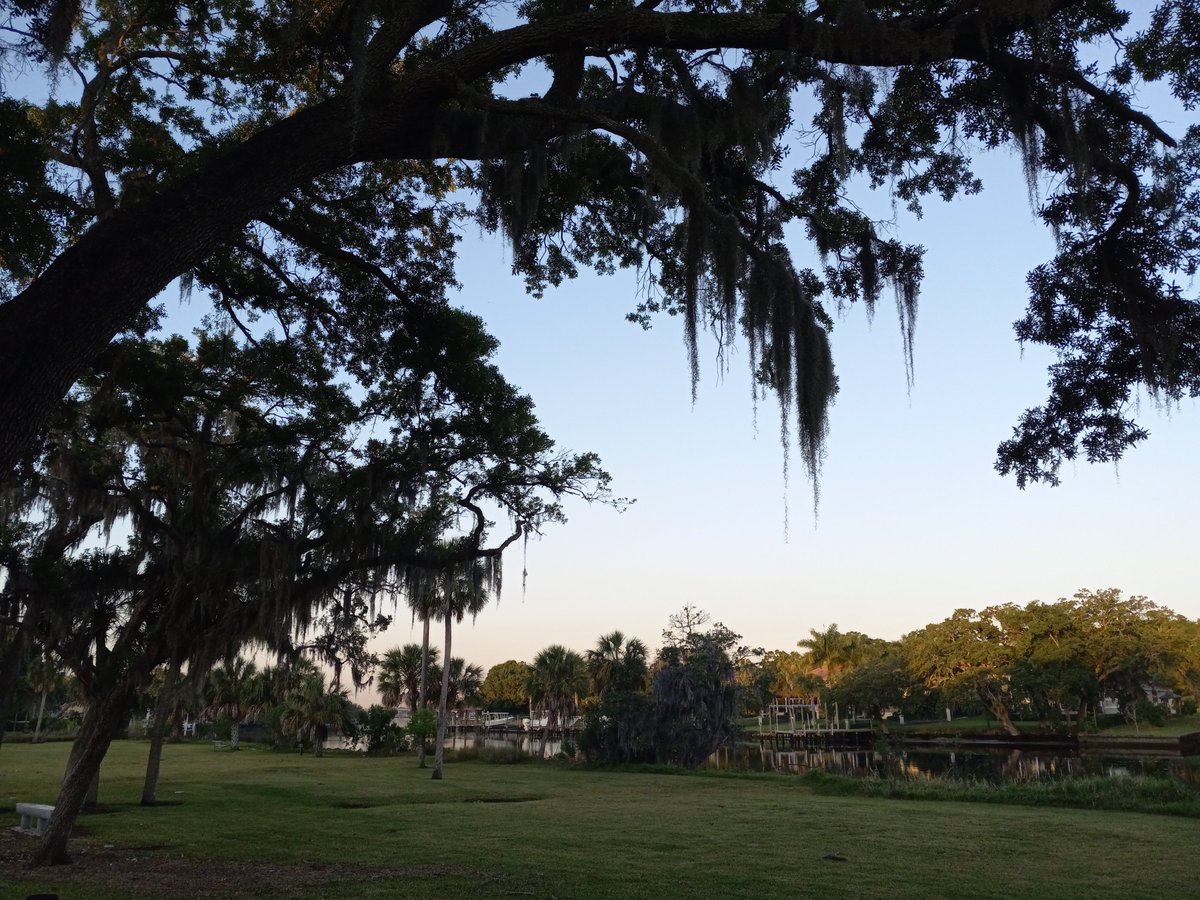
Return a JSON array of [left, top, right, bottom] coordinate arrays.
[[384, 141, 1200, 673]]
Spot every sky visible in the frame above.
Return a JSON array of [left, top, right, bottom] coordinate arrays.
[[367, 133, 1200, 678]]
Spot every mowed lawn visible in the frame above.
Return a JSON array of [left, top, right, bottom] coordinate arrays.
[[1, 740, 1195, 899]]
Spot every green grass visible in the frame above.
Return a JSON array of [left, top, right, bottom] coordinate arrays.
[[3, 740, 1200, 899], [799, 769, 1200, 816], [885, 716, 1056, 734], [1096, 714, 1200, 737]]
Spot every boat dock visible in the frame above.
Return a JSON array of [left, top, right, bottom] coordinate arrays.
[[756, 728, 875, 750]]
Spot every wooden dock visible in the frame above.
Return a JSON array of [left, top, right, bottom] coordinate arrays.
[[756, 728, 875, 750]]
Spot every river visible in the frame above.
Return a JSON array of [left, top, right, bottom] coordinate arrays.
[[333, 730, 1200, 785], [707, 742, 1200, 785]]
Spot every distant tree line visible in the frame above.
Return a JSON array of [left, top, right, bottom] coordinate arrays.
[[792, 589, 1200, 735]]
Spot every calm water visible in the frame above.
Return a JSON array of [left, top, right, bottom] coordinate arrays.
[[451, 731, 567, 756], [332, 730, 1200, 785], [327, 729, 567, 755], [707, 742, 1200, 785]]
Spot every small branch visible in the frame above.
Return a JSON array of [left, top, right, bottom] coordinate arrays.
[[257, 212, 409, 301], [114, 49, 235, 81], [991, 48, 1176, 148]]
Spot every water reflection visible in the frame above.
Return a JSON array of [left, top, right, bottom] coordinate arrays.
[[466, 733, 565, 756], [325, 729, 565, 756], [706, 742, 1200, 785], [330, 729, 1200, 786]]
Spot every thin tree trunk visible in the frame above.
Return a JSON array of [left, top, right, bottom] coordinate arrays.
[[539, 708, 551, 758], [417, 614, 430, 768], [32, 691, 49, 743], [432, 615, 452, 780], [141, 659, 181, 805], [32, 686, 133, 865], [980, 687, 1021, 737]]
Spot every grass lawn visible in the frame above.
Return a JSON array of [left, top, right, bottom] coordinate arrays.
[[2, 740, 1197, 899], [1097, 714, 1200, 737], [885, 716, 1055, 734]]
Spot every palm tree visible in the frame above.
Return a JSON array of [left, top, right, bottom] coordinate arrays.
[[797, 624, 849, 685], [24, 650, 62, 744], [279, 674, 354, 757], [432, 568, 489, 779], [446, 658, 484, 712], [266, 658, 322, 701], [587, 630, 649, 698], [839, 631, 885, 674], [203, 658, 266, 750], [378, 644, 437, 713], [406, 582, 442, 768], [528, 645, 587, 757]]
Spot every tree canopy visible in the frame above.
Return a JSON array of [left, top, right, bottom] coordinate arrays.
[[481, 658, 531, 711], [0, 295, 609, 862], [1, 0, 1198, 487]]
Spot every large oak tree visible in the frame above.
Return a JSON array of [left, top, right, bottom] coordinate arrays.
[[1, 307, 610, 864], [1, 0, 1197, 485]]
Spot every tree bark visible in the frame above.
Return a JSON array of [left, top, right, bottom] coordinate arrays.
[[417, 614, 430, 768], [31, 685, 134, 865], [141, 658, 180, 805], [32, 690, 48, 743], [979, 687, 1021, 737], [230, 720, 241, 751], [63, 733, 101, 809], [432, 614, 452, 780], [315, 724, 327, 757]]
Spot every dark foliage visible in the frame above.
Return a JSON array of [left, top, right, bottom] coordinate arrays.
[[580, 624, 740, 767], [1, 2, 1198, 490]]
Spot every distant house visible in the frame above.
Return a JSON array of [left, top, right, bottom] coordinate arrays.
[[1143, 683, 1180, 713], [1098, 684, 1180, 716]]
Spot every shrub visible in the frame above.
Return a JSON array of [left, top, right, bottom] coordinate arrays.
[[1133, 699, 1168, 728], [449, 744, 531, 764], [406, 708, 437, 754], [360, 705, 404, 755]]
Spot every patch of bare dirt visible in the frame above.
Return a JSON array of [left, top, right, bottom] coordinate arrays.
[[0, 828, 397, 898]]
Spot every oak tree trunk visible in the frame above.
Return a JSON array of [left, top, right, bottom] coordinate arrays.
[[31, 685, 134, 865], [979, 687, 1021, 737]]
